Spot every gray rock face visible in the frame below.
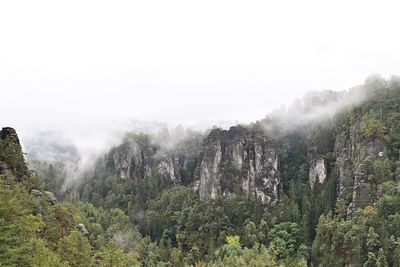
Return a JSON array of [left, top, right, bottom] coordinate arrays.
[[309, 157, 327, 186], [306, 132, 335, 187], [44, 191, 58, 205], [76, 223, 89, 235], [105, 128, 281, 204], [334, 123, 386, 212], [335, 132, 355, 200], [351, 159, 372, 210], [111, 139, 151, 181], [0, 127, 21, 146], [198, 126, 281, 204], [157, 154, 180, 182], [31, 189, 43, 197], [110, 138, 178, 182], [0, 127, 31, 185], [108, 135, 200, 184]]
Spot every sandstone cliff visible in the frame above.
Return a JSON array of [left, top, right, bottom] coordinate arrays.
[[197, 126, 281, 204], [95, 126, 282, 204], [0, 127, 30, 185]]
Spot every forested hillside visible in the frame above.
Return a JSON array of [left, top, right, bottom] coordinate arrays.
[[1, 76, 400, 266]]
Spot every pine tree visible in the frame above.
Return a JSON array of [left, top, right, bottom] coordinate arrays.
[[57, 230, 91, 267], [242, 221, 258, 248], [376, 248, 388, 267], [32, 239, 67, 267], [301, 195, 311, 245], [364, 252, 377, 267], [366, 227, 380, 254], [98, 241, 128, 267], [0, 183, 41, 266]]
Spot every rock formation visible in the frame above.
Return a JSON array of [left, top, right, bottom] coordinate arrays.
[[76, 223, 89, 235], [107, 135, 192, 184], [309, 157, 327, 186], [0, 127, 31, 185], [31, 189, 44, 197], [334, 122, 387, 213], [198, 126, 281, 204], [0, 127, 21, 145], [44, 191, 58, 205], [102, 126, 282, 204]]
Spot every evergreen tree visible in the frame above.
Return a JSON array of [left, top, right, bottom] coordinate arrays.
[[366, 227, 380, 254], [376, 248, 388, 267], [97, 241, 129, 267], [364, 252, 377, 267], [57, 230, 91, 267]]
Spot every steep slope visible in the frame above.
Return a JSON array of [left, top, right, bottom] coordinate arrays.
[[3, 76, 400, 266], [98, 132, 203, 185], [198, 126, 281, 204], [83, 76, 400, 214], [83, 125, 282, 205], [297, 78, 400, 215], [0, 127, 32, 186]]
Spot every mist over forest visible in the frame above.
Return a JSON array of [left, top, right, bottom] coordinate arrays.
[[2, 75, 398, 266], [2, 0, 400, 266]]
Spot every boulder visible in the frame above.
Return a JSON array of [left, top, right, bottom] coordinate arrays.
[[76, 223, 89, 235], [44, 191, 58, 205], [31, 189, 43, 197]]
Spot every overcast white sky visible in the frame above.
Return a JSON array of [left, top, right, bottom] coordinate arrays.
[[1, 0, 400, 147]]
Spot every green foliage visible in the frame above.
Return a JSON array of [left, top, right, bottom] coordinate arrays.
[[0, 183, 39, 266], [369, 158, 394, 184], [29, 160, 67, 198], [210, 242, 307, 267], [3, 76, 400, 266], [242, 221, 258, 248], [215, 235, 243, 260], [376, 248, 388, 267], [267, 222, 305, 260], [360, 112, 385, 139], [96, 240, 129, 267], [32, 239, 68, 267], [0, 137, 28, 177], [57, 230, 91, 266], [277, 132, 309, 186], [312, 186, 400, 266], [219, 162, 242, 194]]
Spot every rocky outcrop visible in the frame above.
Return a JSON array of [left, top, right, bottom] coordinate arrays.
[[334, 123, 386, 213], [106, 127, 282, 204], [44, 191, 58, 205], [335, 131, 353, 201], [110, 138, 154, 181], [309, 157, 327, 186], [0, 127, 21, 146], [198, 126, 281, 204], [156, 153, 181, 182], [76, 223, 89, 235], [31, 189, 44, 197], [106, 134, 200, 185], [110, 142, 182, 183], [306, 129, 336, 187], [351, 158, 373, 210], [0, 127, 31, 185]]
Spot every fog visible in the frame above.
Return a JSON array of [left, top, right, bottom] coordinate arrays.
[[1, 0, 400, 184], [262, 75, 391, 134]]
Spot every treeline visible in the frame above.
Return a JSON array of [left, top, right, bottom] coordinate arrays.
[[1, 76, 400, 266]]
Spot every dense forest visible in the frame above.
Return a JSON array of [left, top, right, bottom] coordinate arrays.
[[1, 76, 400, 266]]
